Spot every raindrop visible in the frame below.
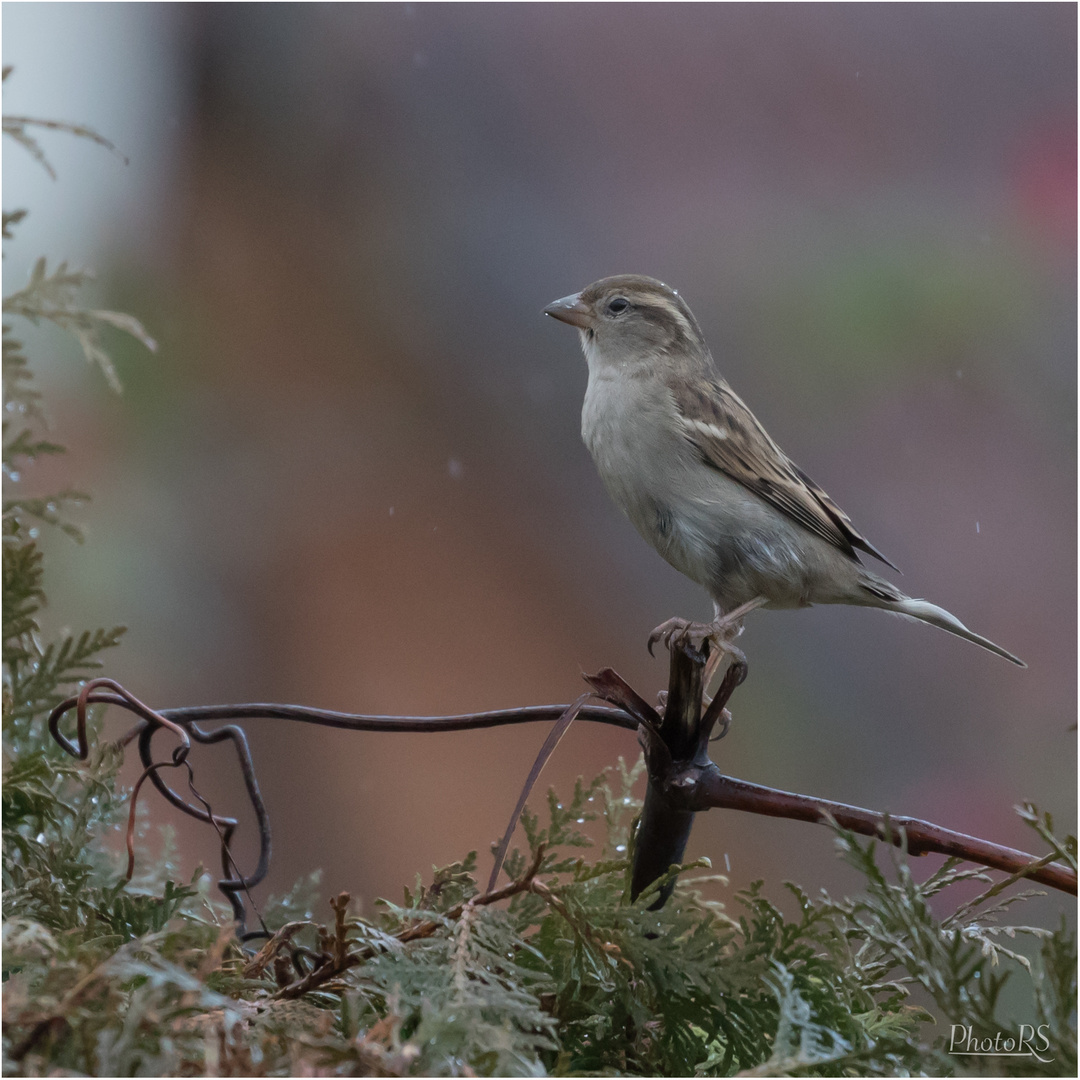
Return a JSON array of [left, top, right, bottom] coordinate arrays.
[[615, 844, 626, 853], [975, 522, 980, 534], [622, 796, 632, 805], [724, 853, 731, 873], [447, 458, 463, 480], [36, 832, 45, 844], [576, 817, 585, 824], [9, 471, 19, 482], [389, 506, 395, 516]]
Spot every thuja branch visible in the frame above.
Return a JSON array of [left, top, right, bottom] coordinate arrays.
[[269, 845, 548, 1001]]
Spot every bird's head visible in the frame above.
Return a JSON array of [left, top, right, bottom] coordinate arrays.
[[544, 274, 708, 372]]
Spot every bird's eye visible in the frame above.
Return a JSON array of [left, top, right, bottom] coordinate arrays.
[[607, 297, 630, 315]]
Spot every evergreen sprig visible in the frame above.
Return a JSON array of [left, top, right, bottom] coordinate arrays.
[[2, 66, 126, 181]]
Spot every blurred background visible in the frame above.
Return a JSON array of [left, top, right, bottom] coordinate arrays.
[[3, 3, 1075, 922]]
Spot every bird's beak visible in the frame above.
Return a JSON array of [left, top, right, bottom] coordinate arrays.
[[543, 292, 593, 330]]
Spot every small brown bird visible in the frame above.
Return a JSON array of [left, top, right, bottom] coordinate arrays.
[[544, 274, 1024, 666]]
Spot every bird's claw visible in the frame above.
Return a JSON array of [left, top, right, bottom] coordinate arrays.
[[647, 617, 709, 656], [647, 616, 745, 658]]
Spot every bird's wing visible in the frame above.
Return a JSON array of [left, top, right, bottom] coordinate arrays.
[[668, 376, 899, 571]]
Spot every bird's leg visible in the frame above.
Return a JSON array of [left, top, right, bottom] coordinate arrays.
[[647, 596, 766, 659], [702, 646, 727, 692], [698, 602, 757, 716]]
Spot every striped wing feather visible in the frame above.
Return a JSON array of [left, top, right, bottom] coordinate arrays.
[[668, 377, 898, 571]]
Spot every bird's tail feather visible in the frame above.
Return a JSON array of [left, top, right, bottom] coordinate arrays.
[[887, 596, 1026, 667]]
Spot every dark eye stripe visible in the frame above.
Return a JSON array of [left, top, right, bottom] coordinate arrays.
[[635, 302, 689, 337]]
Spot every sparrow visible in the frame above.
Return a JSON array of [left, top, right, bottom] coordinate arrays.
[[544, 274, 1024, 667]]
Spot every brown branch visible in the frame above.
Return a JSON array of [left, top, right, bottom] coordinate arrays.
[[602, 641, 1077, 898], [488, 695, 590, 892], [242, 921, 313, 980], [48, 657, 1075, 964], [156, 699, 639, 734], [685, 766, 1077, 895], [589, 643, 747, 905]]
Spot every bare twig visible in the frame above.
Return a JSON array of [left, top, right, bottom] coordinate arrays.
[[586, 642, 746, 905], [47, 655, 1075, 966], [242, 921, 313, 980], [49, 679, 273, 932], [488, 693, 590, 892], [689, 770, 1077, 895], [158, 700, 639, 733], [271, 845, 548, 1001], [583, 644, 1077, 899]]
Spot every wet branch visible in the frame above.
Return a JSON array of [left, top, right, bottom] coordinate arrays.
[[585, 641, 1077, 898], [47, 656, 1075, 946]]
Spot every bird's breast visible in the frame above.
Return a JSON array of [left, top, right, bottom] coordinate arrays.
[[581, 369, 686, 509], [579, 365, 844, 611], [581, 368, 709, 573]]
